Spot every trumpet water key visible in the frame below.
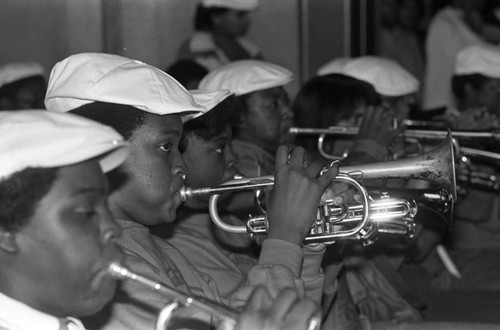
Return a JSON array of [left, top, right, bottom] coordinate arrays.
[[180, 133, 456, 245]]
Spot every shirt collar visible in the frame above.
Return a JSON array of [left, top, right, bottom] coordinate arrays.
[[0, 291, 60, 330]]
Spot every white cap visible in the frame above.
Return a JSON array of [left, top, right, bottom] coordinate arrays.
[[455, 44, 500, 78], [201, 0, 259, 11], [0, 110, 129, 180], [342, 56, 419, 97], [0, 62, 45, 89], [199, 60, 292, 96], [183, 88, 233, 122], [316, 57, 352, 76], [45, 53, 229, 116]]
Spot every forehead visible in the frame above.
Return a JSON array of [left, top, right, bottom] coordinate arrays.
[[47, 160, 107, 200], [134, 113, 183, 139], [247, 86, 286, 102]]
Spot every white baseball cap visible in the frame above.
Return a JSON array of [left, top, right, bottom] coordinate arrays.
[[199, 60, 293, 96], [316, 57, 352, 76], [455, 44, 500, 78], [0, 62, 45, 89], [201, 0, 259, 11], [0, 110, 129, 180], [45, 53, 230, 116], [342, 56, 419, 97]]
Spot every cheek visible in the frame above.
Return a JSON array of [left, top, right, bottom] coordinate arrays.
[[128, 154, 173, 198], [186, 156, 225, 188]]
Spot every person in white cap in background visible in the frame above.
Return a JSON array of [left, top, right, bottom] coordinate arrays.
[[177, 0, 263, 72], [0, 110, 128, 330], [0, 62, 46, 110], [427, 43, 500, 294], [45, 52, 334, 330], [199, 59, 294, 178], [443, 43, 500, 130]]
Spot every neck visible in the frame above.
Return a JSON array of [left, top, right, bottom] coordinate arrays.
[[236, 134, 277, 155]]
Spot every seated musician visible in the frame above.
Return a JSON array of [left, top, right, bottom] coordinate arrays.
[[0, 110, 325, 330], [432, 43, 500, 292], [0, 110, 128, 330], [44, 53, 336, 330], [292, 58, 455, 327]]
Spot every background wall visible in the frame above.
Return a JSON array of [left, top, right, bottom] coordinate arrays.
[[0, 0, 351, 97]]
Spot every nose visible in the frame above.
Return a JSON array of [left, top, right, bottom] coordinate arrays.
[[101, 207, 122, 245], [172, 149, 187, 180], [225, 144, 238, 170]]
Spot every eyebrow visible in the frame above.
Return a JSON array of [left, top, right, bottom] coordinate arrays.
[[69, 187, 108, 197], [160, 129, 180, 137]]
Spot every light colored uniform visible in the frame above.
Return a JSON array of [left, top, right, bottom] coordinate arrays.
[[231, 139, 275, 177], [90, 218, 324, 330], [0, 292, 85, 330]]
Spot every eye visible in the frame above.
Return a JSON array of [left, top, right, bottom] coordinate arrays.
[[159, 143, 173, 152], [215, 146, 225, 154], [73, 209, 97, 220]]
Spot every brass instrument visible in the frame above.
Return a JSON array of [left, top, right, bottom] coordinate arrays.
[[108, 263, 239, 330], [180, 133, 456, 245], [289, 126, 500, 161]]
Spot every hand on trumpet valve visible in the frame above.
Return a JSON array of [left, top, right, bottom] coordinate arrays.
[[266, 145, 339, 245], [357, 105, 402, 149], [236, 286, 321, 330]]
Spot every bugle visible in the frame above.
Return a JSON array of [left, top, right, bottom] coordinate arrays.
[[180, 133, 456, 245], [108, 263, 238, 330]]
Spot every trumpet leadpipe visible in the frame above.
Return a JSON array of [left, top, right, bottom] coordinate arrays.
[[288, 126, 500, 141], [108, 263, 238, 328]]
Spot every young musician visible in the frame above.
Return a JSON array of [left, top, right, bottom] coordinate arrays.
[[45, 52, 338, 329], [0, 110, 128, 329]]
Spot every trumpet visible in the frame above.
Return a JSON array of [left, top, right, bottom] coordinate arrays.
[[289, 126, 500, 161], [108, 263, 238, 330], [180, 133, 456, 245]]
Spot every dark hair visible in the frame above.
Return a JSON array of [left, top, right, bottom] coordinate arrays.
[[292, 74, 378, 151], [0, 75, 46, 101], [70, 102, 146, 140], [451, 73, 490, 101], [180, 96, 241, 152], [0, 167, 58, 231], [293, 73, 378, 127], [194, 4, 230, 31], [166, 60, 209, 89]]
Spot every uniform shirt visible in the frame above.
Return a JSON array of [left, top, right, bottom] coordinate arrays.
[[177, 31, 262, 72], [166, 211, 327, 304], [86, 218, 323, 330], [0, 292, 85, 330], [231, 139, 275, 177]]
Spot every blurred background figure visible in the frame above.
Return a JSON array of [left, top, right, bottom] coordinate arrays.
[[177, 0, 263, 72], [444, 43, 500, 130], [0, 62, 46, 110], [422, 0, 495, 112], [379, 0, 425, 106]]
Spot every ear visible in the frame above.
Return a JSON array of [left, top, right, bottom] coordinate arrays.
[[0, 229, 19, 254]]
